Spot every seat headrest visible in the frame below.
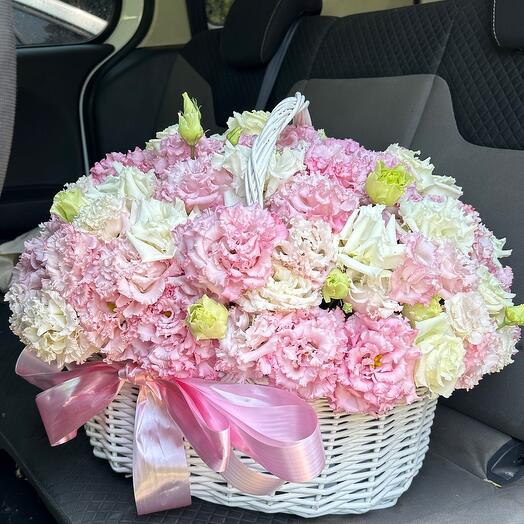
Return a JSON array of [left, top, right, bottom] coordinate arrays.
[[221, 0, 322, 66], [492, 0, 524, 50]]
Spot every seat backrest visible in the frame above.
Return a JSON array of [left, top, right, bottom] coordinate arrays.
[[268, 0, 524, 442], [0, 0, 16, 196], [92, 0, 324, 157]]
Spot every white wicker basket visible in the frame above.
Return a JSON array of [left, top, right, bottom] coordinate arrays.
[[85, 383, 436, 517], [84, 93, 438, 517]]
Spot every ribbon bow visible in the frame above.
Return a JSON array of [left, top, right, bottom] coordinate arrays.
[[16, 348, 325, 515]]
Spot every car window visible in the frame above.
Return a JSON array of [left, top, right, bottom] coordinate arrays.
[[13, 0, 118, 47]]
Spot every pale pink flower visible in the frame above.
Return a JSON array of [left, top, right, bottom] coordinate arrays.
[[156, 157, 232, 212], [216, 307, 277, 380], [174, 204, 287, 301], [471, 224, 513, 290], [218, 308, 347, 399], [390, 233, 440, 305], [305, 139, 379, 196], [332, 314, 420, 415], [268, 172, 359, 233], [43, 223, 101, 298], [148, 134, 223, 176], [266, 308, 347, 399], [458, 325, 520, 389], [90, 147, 150, 183], [438, 242, 478, 298], [277, 125, 321, 149]]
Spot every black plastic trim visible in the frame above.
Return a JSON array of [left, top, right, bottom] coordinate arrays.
[[83, 0, 156, 165], [487, 438, 524, 485]]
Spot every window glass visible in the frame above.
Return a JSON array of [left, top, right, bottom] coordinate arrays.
[[13, 0, 118, 47]]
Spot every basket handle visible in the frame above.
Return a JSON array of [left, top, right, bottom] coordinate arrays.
[[245, 92, 311, 206]]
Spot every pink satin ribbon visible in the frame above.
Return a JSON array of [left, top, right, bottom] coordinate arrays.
[[16, 348, 325, 515]]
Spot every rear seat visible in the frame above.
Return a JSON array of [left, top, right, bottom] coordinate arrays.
[[2, 1, 524, 522], [92, 0, 326, 158], [268, 0, 524, 461]]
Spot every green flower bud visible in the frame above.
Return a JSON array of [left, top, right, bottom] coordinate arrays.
[[178, 92, 204, 149], [502, 304, 524, 327], [50, 188, 85, 222], [342, 302, 353, 314], [187, 295, 228, 340], [365, 161, 413, 206], [403, 296, 442, 324], [322, 268, 350, 303], [226, 126, 242, 146]]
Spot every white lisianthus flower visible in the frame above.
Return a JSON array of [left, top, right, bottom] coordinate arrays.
[[386, 143, 462, 199], [127, 198, 188, 262], [74, 194, 127, 241], [145, 124, 179, 151], [491, 325, 520, 373], [89, 164, 155, 203], [338, 205, 405, 279], [213, 141, 251, 205], [64, 175, 92, 193], [399, 196, 476, 254], [216, 143, 304, 205], [273, 217, 337, 285], [476, 266, 515, 320], [491, 234, 512, 260], [236, 264, 321, 313], [347, 273, 402, 319], [10, 289, 94, 367], [226, 110, 269, 135], [445, 291, 495, 345], [414, 313, 466, 397], [265, 147, 305, 199]]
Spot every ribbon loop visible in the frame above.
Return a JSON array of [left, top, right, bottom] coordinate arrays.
[[16, 349, 325, 515], [133, 387, 191, 515]]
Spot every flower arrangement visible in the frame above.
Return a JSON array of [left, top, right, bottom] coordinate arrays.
[[7, 92, 523, 419]]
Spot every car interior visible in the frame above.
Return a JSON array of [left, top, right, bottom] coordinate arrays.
[[1, 0, 524, 522]]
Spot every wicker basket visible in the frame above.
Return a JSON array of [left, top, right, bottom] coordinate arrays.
[[84, 93, 438, 517], [85, 383, 436, 517]]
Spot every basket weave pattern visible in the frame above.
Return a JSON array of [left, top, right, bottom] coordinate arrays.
[[85, 383, 436, 517]]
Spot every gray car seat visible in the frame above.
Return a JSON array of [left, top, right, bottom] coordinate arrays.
[[1, 1, 524, 523], [0, 0, 16, 193]]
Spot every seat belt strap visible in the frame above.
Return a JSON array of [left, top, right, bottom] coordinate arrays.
[[255, 18, 301, 110]]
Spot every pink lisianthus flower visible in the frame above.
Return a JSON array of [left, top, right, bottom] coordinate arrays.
[[218, 308, 347, 399], [174, 204, 287, 302], [238, 134, 256, 147], [390, 234, 478, 305], [332, 314, 420, 415], [437, 241, 478, 298], [90, 147, 150, 184], [457, 325, 520, 390], [101, 278, 217, 380], [43, 223, 102, 298], [471, 224, 513, 290], [305, 139, 379, 196], [457, 331, 499, 390], [390, 233, 440, 305], [148, 134, 223, 176], [265, 308, 347, 399], [216, 306, 278, 380], [155, 157, 232, 212], [277, 124, 322, 149], [268, 172, 360, 233], [11, 219, 62, 291]]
